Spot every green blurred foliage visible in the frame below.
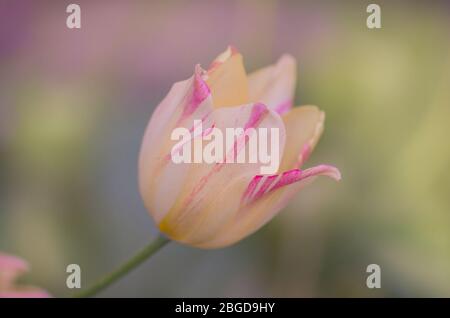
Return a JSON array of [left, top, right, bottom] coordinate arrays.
[[1, 0, 449, 297]]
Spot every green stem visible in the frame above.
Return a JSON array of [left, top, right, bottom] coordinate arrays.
[[74, 234, 170, 298]]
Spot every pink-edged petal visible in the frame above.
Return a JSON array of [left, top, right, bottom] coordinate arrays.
[[180, 65, 211, 121], [248, 54, 297, 114], [242, 165, 341, 205], [143, 65, 212, 146], [139, 66, 214, 222], [199, 165, 340, 248]]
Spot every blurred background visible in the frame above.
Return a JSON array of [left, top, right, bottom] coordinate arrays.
[[1, 0, 450, 297]]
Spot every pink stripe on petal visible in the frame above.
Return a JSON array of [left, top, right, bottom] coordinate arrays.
[[241, 175, 263, 204], [224, 103, 269, 163], [252, 175, 278, 201], [228, 45, 239, 55], [271, 169, 302, 190], [300, 165, 341, 181], [244, 103, 268, 130], [242, 165, 341, 205], [179, 65, 210, 121], [186, 111, 213, 134], [193, 66, 210, 104], [295, 143, 312, 168], [168, 121, 216, 161], [274, 99, 292, 115], [207, 45, 239, 73], [271, 165, 341, 193], [207, 61, 221, 73]]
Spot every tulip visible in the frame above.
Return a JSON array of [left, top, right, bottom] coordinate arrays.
[[0, 252, 50, 298], [139, 46, 340, 249]]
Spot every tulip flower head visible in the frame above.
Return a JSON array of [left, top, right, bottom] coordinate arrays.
[[0, 252, 50, 298], [139, 46, 340, 248]]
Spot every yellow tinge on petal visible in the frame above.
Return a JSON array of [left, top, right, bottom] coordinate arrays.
[[206, 47, 249, 108], [279, 105, 324, 172]]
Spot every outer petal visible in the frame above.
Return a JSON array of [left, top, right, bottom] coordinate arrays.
[[139, 66, 214, 222], [158, 103, 286, 245], [248, 54, 297, 114], [198, 165, 340, 248], [279, 105, 325, 172]]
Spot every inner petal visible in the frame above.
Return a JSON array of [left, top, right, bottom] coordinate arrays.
[[279, 105, 325, 172], [205, 47, 249, 108], [248, 54, 297, 114]]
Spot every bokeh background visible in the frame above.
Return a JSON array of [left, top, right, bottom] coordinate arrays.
[[1, 0, 450, 297]]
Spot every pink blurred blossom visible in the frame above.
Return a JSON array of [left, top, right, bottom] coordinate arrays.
[[0, 252, 50, 298]]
